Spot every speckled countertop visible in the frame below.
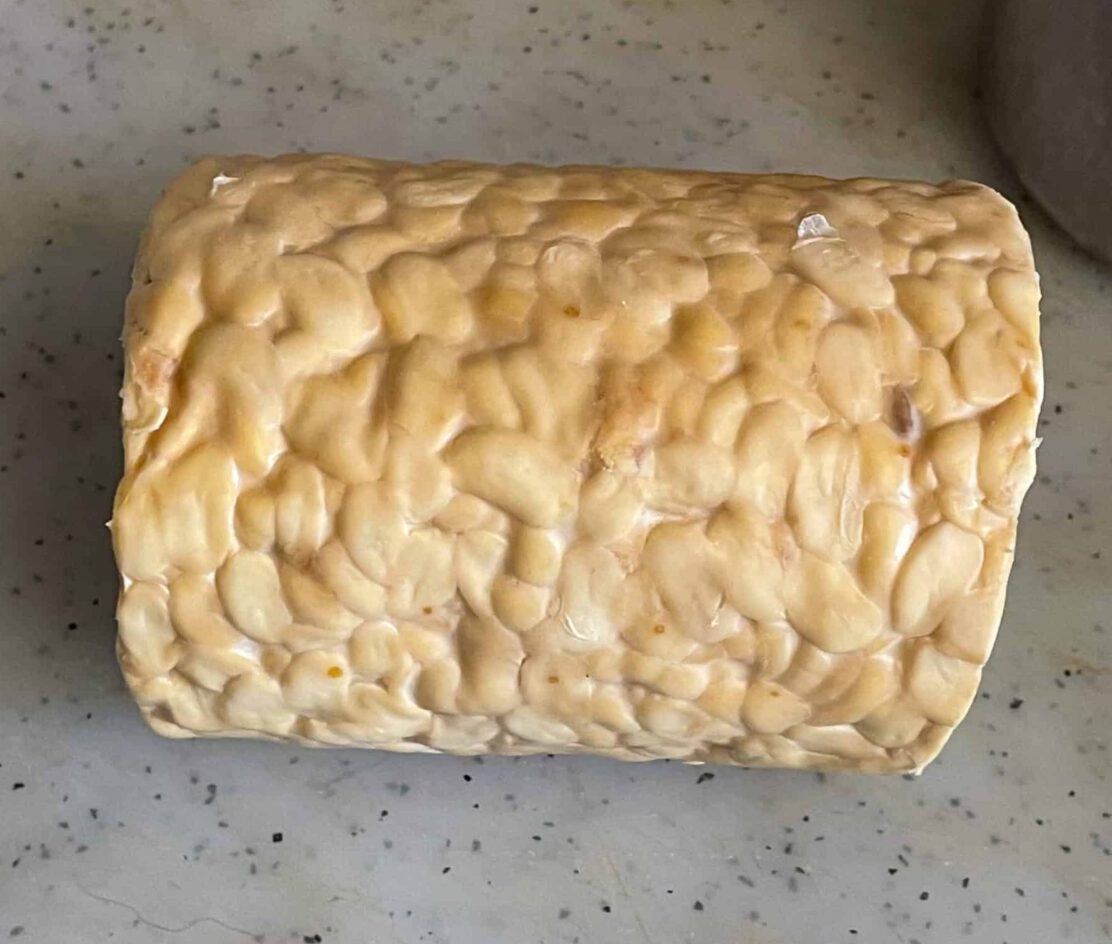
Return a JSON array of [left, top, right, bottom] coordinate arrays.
[[1, 1, 1109, 942]]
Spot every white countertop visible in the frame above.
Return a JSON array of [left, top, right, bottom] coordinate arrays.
[[1, 2, 1109, 942]]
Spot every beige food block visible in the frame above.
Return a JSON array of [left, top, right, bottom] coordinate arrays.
[[111, 154, 1042, 772]]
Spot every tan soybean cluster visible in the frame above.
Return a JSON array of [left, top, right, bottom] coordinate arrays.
[[112, 154, 1042, 772]]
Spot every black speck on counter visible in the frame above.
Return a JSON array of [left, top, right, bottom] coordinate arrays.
[[271, 832, 283, 843]]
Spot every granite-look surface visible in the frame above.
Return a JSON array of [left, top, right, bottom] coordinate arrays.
[[0, 1, 1108, 942]]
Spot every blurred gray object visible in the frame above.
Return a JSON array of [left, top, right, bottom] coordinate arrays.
[[983, 0, 1112, 263]]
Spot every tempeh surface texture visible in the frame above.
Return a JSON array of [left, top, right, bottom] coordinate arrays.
[[112, 154, 1042, 772]]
